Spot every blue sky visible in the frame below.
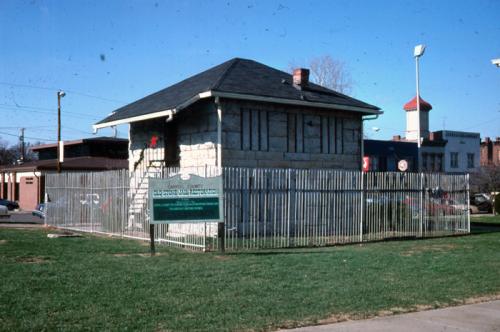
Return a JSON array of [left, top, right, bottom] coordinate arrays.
[[0, 0, 499, 145]]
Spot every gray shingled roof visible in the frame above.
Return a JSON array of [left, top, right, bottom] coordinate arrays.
[[96, 58, 380, 125]]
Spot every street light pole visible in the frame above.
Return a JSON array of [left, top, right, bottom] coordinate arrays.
[[416, 54, 421, 150], [414, 44, 426, 238], [57, 90, 65, 173], [414, 44, 426, 170]]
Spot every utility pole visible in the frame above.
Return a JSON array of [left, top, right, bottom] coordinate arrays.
[[19, 127, 25, 163], [57, 90, 66, 173]]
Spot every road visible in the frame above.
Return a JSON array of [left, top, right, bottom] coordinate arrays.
[[0, 211, 44, 225]]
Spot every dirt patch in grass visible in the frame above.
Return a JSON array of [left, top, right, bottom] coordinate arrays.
[[112, 253, 167, 257], [317, 313, 359, 325], [0, 240, 7, 244], [461, 293, 500, 304], [213, 255, 231, 261], [15, 256, 50, 264], [401, 244, 460, 256], [316, 294, 500, 329]]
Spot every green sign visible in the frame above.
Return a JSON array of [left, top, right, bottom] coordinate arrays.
[[149, 174, 223, 224]]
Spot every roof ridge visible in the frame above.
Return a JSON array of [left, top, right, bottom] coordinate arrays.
[[211, 58, 240, 90]]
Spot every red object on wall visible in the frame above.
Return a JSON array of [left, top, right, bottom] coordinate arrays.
[[150, 135, 158, 148], [362, 156, 370, 172]]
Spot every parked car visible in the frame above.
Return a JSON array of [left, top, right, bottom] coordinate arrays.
[[403, 197, 458, 217], [470, 193, 492, 214], [0, 199, 19, 211], [0, 205, 9, 218], [32, 203, 46, 219]]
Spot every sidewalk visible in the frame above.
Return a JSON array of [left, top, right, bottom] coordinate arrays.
[[283, 300, 500, 332]]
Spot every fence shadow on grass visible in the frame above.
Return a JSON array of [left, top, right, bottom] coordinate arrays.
[[470, 223, 500, 235]]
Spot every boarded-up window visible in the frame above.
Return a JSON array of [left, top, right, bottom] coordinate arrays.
[[288, 114, 344, 154], [336, 118, 344, 154], [241, 108, 268, 151], [320, 116, 339, 154]]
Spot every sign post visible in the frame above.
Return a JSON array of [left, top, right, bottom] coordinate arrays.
[[148, 174, 224, 252]]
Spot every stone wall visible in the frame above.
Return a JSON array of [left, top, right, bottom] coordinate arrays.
[[177, 101, 218, 168], [129, 119, 165, 173], [128, 98, 363, 171], [221, 99, 362, 170]]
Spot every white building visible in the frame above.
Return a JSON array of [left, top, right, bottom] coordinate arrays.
[[435, 130, 480, 173], [402, 95, 480, 173]]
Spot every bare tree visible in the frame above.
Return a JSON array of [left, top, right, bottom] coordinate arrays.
[[309, 55, 353, 94], [290, 55, 353, 94], [0, 139, 17, 165], [470, 165, 500, 193], [0, 137, 40, 165]]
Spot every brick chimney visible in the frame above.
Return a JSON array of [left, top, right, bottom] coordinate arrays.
[[293, 68, 309, 87], [392, 135, 401, 141]]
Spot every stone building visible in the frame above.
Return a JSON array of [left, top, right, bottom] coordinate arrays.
[[94, 58, 381, 173]]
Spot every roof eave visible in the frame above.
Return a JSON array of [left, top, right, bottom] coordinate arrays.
[[92, 91, 213, 131], [93, 89, 381, 130], [211, 91, 381, 115]]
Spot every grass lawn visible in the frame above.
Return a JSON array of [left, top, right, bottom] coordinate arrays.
[[1, 227, 500, 331], [471, 214, 500, 225]]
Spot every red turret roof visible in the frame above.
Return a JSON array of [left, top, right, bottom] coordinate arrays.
[[403, 96, 432, 112]]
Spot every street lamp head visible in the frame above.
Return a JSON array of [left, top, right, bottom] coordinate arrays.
[[492, 58, 500, 67], [414, 44, 426, 58], [58, 90, 66, 98]]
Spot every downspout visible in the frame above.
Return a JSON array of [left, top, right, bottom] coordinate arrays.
[[361, 114, 380, 171], [214, 97, 222, 168]]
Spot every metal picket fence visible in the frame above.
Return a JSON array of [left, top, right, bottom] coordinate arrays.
[[45, 167, 470, 251]]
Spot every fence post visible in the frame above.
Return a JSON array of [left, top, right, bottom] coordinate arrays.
[[218, 222, 225, 253], [287, 170, 296, 247], [360, 172, 365, 242], [150, 224, 155, 256], [466, 173, 470, 233], [419, 172, 424, 237], [90, 173, 93, 233]]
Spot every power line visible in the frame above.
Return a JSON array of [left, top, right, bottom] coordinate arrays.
[[0, 126, 54, 130], [0, 105, 98, 120], [0, 130, 55, 142], [0, 126, 93, 135], [0, 81, 126, 104], [0, 102, 99, 118]]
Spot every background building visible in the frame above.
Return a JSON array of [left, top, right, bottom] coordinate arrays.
[[480, 137, 500, 166], [364, 138, 418, 172], [365, 96, 480, 174], [0, 137, 128, 210]]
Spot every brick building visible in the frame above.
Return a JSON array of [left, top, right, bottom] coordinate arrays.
[[480, 137, 500, 166]]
